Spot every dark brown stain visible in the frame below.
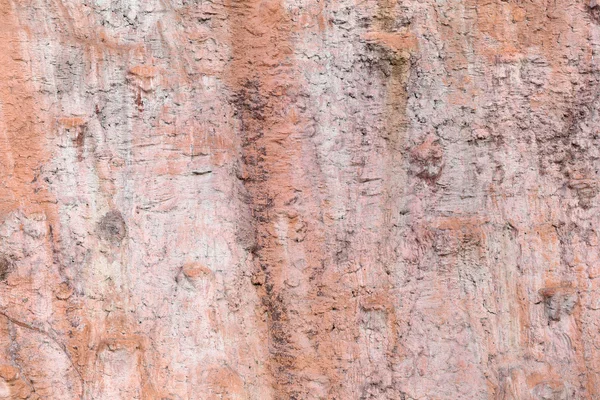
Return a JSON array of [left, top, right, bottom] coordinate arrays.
[[97, 210, 127, 245], [0, 256, 12, 281]]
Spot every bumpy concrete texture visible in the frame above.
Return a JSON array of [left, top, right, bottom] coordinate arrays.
[[1, 0, 600, 399]]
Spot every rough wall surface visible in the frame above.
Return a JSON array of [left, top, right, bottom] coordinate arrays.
[[0, 0, 600, 399]]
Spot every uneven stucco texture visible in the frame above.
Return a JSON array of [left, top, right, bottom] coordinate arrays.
[[1, 0, 600, 399]]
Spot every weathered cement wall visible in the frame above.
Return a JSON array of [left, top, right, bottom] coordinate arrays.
[[1, 0, 600, 399]]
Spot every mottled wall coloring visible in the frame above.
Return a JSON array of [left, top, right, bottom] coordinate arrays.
[[0, 0, 599, 399]]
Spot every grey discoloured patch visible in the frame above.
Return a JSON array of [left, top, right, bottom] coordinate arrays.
[[533, 381, 571, 400], [97, 211, 127, 245], [568, 179, 597, 209], [539, 287, 578, 322]]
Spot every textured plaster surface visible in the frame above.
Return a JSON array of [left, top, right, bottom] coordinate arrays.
[[1, 0, 600, 399]]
